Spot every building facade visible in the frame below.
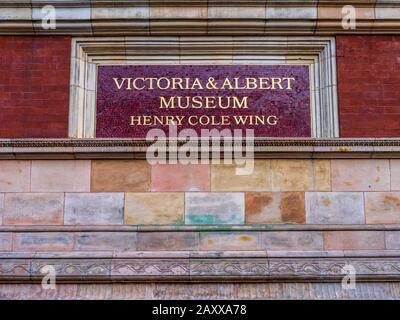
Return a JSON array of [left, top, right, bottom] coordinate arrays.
[[1, 1, 400, 299]]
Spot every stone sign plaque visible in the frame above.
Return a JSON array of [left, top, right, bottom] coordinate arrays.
[[96, 65, 310, 138]]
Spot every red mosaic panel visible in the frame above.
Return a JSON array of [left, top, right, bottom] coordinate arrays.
[[96, 65, 311, 138]]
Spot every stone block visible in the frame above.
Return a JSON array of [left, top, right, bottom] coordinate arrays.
[[64, 193, 124, 225], [208, 6, 265, 19], [375, 7, 400, 19], [136, 232, 198, 251], [150, 5, 207, 19], [0, 233, 12, 251], [365, 192, 400, 224], [3, 193, 64, 225], [263, 231, 323, 251], [0, 160, 31, 192], [323, 231, 385, 250], [125, 193, 184, 225], [151, 164, 210, 192], [270, 160, 331, 191], [317, 6, 374, 20], [390, 160, 400, 191], [385, 231, 400, 250], [91, 160, 150, 192], [0, 193, 3, 225], [13, 233, 74, 251], [245, 192, 305, 224], [211, 161, 271, 192], [305, 192, 365, 224], [185, 193, 244, 224], [92, 6, 149, 19], [199, 232, 262, 251], [266, 6, 317, 19], [31, 160, 90, 192], [331, 159, 390, 191], [74, 232, 136, 251]]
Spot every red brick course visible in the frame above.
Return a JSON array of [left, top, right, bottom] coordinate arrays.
[[337, 35, 400, 137], [0, 36, 71, 138]]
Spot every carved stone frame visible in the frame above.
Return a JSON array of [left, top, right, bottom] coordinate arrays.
[[69, 36, 338, 138]]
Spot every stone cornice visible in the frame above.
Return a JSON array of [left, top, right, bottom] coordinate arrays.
[[2, 138, 400, 159], [1, 251, 400, 283], [1, 0, 400, 35]]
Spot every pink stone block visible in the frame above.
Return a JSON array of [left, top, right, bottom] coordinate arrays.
[[151, 164, 210, 192], [331, 159, 390, 191], [3, 193, 64, 225], [199, 232, 262, 251], [323, 231, 385, 250], [0, 193, 4, 225], [390, 160, 400, 191], [31, 160, 91, 192], [0, 160, 31, 192], [13, 233, 74, 252], [0, 233, 12, 251]]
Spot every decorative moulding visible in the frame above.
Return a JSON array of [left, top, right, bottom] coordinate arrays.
[[0, 252, 400, 283], [4, 138, 400, 159], [69, 36, 338, 139]]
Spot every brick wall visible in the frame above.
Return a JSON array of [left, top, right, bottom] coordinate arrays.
[[0, 36, 71, 138], [337, 35, 400, 137]]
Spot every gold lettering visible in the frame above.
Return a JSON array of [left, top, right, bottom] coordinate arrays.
[[113, 78, 127, 90], [159, 96, 175, 109]]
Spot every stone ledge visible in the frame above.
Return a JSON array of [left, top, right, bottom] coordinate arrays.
[[1, 282, 400, 299], [3, 138, 400, 159], [1, 251, 400, 282], [1, 224, 400, 232], [1, 1, 400, 35]]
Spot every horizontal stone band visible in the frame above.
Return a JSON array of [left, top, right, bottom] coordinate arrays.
[[2, 138, 400, 159], [1, 251, 400, 283], [2, 1, 400, 35]]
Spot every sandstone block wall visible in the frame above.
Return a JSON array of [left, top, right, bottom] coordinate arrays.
[[0, 159, 399, 255]]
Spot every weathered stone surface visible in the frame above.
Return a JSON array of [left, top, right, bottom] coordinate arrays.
[[0, 160, 30, 192], [150, 4, 207, 19], [0, 233, 12, 251], [137, 232, 198, 251], [74, 232, 136, 251], [151, 164, 210, 192], [305, 192, 365, 224], [31, 160, 90, 192], [270, 160, 331, 191], [365, 192, 400, 224], [3, 193, 64, 225], [64, 193, 124, 225], [211, 161, 271, 192], [13, 233, 74, 251], [185, 193, 244, 224], [390, 160, 400, 191], [323, 231, 385, 250], [3, 282, 400, 300], [385, 231, 400, 249], [245, 192, 305, 224], [125, 193, 184, 225], [267, 6, 317, 19], [91, 160, 150, 192], [263, 231, 323, 251], [199, 232, 262, 250], [0, 194, 3, 225], [331, 159, 390, 191]]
